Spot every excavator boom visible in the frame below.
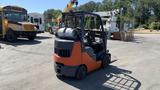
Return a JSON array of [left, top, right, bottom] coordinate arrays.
[[57, 0, 78, 22], [64, 0, 78, 12]]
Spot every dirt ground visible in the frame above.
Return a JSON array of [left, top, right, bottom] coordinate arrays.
[[133, 29, 160, 34], [0, 33, 160, 90]]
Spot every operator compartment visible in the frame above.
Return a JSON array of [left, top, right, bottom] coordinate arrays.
[[82, 14, 107, 61]]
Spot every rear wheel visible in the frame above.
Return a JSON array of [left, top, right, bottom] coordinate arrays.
[[56, 74, 65, 79], [28, 33, 36, 40], [5, 29, 17, 43], [75, 66, 87, 80], [28, 36, 36, 40]]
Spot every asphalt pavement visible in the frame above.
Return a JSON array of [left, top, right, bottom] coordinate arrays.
[[0, 33, 160, 90]]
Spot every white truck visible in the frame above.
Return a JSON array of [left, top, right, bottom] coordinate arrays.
[[94, 11, 119, 39], [28, 13, 45, 33]]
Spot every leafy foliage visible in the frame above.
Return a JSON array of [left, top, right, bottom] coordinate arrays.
[[43, 0, 160, 30], [43, 9, 61, 21], [76, 1, 100, 12], [149, 22, 160, 30]]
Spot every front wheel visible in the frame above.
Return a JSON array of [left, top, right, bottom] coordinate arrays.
[[5, 29, 17, 43], [75, 66, 87, 80], [101, 53, 111, 68]]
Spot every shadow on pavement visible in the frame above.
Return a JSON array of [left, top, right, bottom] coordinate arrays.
[[0, 38, 41, 47], [36, 36, 52, 40], [59, 65, 141, 90], [131, 36, 143, 44], [109, 35, 143, 44]]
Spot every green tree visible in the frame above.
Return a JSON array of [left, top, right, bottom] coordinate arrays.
[[101, 0, 114, 11], [43, 0, 160, 29], [135, 0, 151, 25], [150, 0, 160, 20], [76, 1, 100, 12], [43, 9, 62, 21]]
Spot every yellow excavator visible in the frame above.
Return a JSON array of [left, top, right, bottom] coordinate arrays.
[[56, 0, 78, 23]]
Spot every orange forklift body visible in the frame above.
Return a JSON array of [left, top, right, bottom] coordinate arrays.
[[54, 42, 101, 72]]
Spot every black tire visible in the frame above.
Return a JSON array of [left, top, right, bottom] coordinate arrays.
[[28, 33, 36, 40], [49, 28, 53, 34], [28, 36, 36, 40], [56, 74, 65, 79], [101, 53, 111, 68], [107, 53, 111, 63], [5, 29, 17, 43], [75, 66, 87, 80]]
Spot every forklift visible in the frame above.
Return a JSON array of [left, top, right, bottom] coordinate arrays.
[[53, 11, 111, 80]]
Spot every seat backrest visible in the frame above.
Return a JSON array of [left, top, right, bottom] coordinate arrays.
[[85, 46, 96, 60]]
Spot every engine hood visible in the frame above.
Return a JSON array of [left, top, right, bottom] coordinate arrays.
[[8, 21, 37, 31], [8, 21, 35, 25], [18, 22, 36, 25]]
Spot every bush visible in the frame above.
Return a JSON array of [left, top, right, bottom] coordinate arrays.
[[142, 24, 149, 29], [138, 24, 149, 29], [149, 22, 160, 30], [157, 22, 160, 30], [149, 22, 155, 29]]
